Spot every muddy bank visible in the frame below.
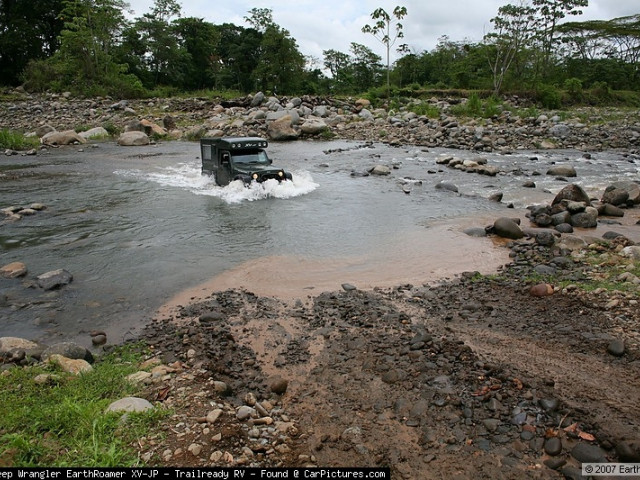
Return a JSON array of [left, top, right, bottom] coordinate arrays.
[[127, 227, 640, 478]]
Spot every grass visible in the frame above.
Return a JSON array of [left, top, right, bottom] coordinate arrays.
[[0, 343, 166, 467], [0, 129, 39, 151]]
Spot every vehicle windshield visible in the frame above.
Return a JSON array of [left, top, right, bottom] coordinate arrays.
[[231, 149, 270, 165]]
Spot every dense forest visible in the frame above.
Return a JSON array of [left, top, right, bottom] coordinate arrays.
[[0, 0, 639, 104]]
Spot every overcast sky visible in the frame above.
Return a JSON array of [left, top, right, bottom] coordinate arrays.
[[126, 0, 639, 66]]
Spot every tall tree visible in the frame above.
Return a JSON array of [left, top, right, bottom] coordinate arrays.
[[323, 49, 353, 91], [32, 0, 142, 96], [484, 1, 537, 94], [532, 0, 588, 77], [133, 0, 184, 86], [172, 17, 219, 90], [0, 0, 65, 86], [362, 6, 407, 94], [350, 42, 383, 92], [244, 8, 305, 94]]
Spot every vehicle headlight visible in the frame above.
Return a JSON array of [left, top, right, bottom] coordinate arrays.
[[252, 173, 258, 180], [278, 171, 284, 177]]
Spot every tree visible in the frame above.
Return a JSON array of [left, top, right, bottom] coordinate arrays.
[[173, 17, 219, 90], [350, 42, 383, 92], [0, 0, 65, 86], [213, 23, 261, 92], [362, 6, 407, 94], [532, 0, 588, 77], [323, 49, 353, 91], [243, 8, 306, 94], [24, 0, 144, 96], [484, 1, 537, 94], [132, 0, 184, 86]]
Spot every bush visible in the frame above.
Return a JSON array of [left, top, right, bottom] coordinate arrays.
[[564, 77, 583, 102], [536, 84, 562, 109], [0, 129, 39, 150]]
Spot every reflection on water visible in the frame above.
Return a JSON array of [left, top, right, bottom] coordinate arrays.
[[0, 140, 638, 345]]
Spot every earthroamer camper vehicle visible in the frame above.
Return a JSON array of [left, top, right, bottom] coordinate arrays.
[[200, 137, 292, 186]]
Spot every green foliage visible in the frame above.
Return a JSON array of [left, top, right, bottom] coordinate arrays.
[[450, 93, 504, 118], [0, 129, 39, 150], [564, 77, 583, 102], [536, 84, 562, 109], [406, 101, 440, 118], [0, 0, 65, 86], [0, 344, 166, 467]]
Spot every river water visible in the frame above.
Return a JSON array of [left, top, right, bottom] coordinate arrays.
[[1, 140, 638, 346]]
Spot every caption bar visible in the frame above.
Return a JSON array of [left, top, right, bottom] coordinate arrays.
[[582, 464, 640, 477], [0, 469, 390, 480]]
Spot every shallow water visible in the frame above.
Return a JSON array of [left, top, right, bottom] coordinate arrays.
[[0, 140, 638, 345]]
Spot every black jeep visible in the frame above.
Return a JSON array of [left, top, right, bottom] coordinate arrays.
[[200, 136, 292, 186]]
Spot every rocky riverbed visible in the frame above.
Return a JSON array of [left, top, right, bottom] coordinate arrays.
[[123, 231, 640, 479], [1, 91, 640, 478], [1, 90, 640, 153]]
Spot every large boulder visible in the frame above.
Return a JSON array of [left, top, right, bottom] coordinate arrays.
[[41, 130, 87, 146], [570, 206, 599, 228], [266, 115, 300, 141], [41, 341, 94, 363], [78, 127, 109, 140], [551, 184, 591, 206], [117, 131, 150, 146], [601, 186, 629, 206], [606, 181, 640, 205], [492, 217, 524, 239], [0, 337, 41, 354], [300, 118, 328, 135]]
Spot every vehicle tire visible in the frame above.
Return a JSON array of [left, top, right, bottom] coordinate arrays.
[[285, 172, 293, 181]]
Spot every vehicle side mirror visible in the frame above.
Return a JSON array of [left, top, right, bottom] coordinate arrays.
[[222, 153, 230, 163]]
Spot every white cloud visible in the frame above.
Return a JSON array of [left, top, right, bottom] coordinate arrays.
[[126, 0, 639, 64]]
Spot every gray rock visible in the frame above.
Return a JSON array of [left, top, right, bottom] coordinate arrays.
[[555, 223, 574, 233], [36, 268, 73, 290], [266, 115, 300, 141], [570, 206, 598, 228], [607, 339, 625, 357], [571, 442, 606, 463], [369, 165, 391, 176], [601, 187, 629, 206], [616, 440, 640, 462], [463, 227, 487, 237], [547, 165, 576, 177], [250, 91, 265, 107], [599, 203, 624, 217], [41, 130, 87, 145], [435, 181, 459, 193], [552, 184, 591, 205], [106, 397, 154, 413], [117, 131, 150, 146], [608, 181, 640, 204], [493, 217, 524, 240], [544, 437, 563, 456], [535, 231, 556, 246], [236, 406, 256, 421], [41, 342, 94, 363]]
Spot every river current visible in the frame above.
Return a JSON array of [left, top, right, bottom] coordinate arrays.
[[1, 140, 638, 345]]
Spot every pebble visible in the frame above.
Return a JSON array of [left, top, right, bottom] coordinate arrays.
[[607, 339, 625, 357], [544, 437, 563, 456], [236, 406, 255, 421], [206, 409, 223, 424]]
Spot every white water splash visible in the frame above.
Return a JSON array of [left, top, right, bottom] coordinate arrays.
[[116, 163, 318, 203]]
